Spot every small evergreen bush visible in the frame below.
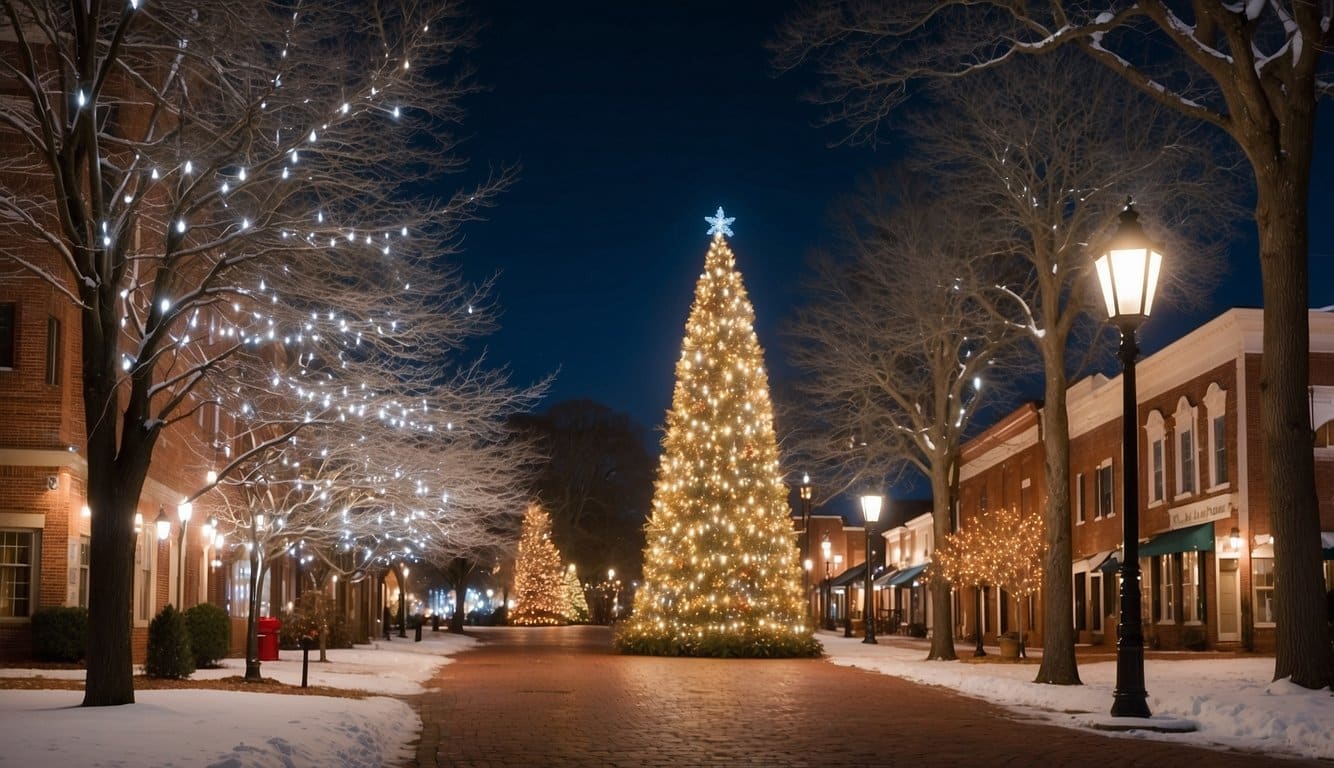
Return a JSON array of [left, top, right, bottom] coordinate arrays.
[[144, 604, 195, 679], [184, 603, 231, 668], [31, 606, 88, 663]]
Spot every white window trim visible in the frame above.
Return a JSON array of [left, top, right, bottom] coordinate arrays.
[[1158, 555, 1175, 625], [1181, 551, 1204, 626], [1252, 556, 1277, 627], [133, 525, 159, 627], [0, 528, 40, 620], [1074, 472, 1086, 525], [1203, 383, 1230, 492], [1144, 410, 1166, 508], [1096, 459, 1115, 519], [1173, 397, 1200, 500]]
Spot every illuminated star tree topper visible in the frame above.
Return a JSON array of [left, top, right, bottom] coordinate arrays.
[[705, 206, 735, 238]]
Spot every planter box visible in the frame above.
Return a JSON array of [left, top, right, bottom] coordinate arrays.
[[999, 637, 1021, 659]]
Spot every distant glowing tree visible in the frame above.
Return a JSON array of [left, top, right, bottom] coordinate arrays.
[[615, 209, 818, 658], [511, 505, 567, 626], [936, 506, 1043, 652], [563, 565, 590, 623]]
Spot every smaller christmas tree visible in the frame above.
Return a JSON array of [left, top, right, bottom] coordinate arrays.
[[935, 505, 1043, 650], [511, 504, 568, 626], [562, 565, 590, 623]]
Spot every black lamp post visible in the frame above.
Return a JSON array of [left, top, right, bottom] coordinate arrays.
[[860, 493, 883, 644], [821, 534, 833, 630], [800, 474, 813, 621], [1094, 197, 1162, 719]]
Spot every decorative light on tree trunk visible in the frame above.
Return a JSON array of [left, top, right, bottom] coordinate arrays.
[[616, 210, 819, 657]]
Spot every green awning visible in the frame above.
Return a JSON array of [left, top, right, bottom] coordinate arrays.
[[884, 563, 928, 587], [1139, 522, 1215, 558], [830, 562, 867, 587]]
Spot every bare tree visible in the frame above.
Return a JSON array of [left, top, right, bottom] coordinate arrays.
[[510, 400, 654, 579], [898, 55, 1237, 684], [775, 0, 1334, 690], [197, 371, 541, 678], [787, 177, 1026, 661], [0, 0, 513, 705]]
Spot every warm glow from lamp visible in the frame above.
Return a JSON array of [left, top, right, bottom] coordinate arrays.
[[178, 500, 193, 524], [1093, 199, 1163, 327], [859, 494, 883, 524], [1229, 527, 1242, 551], [154, 506, 171, 540], [821, 534, 832, 559]]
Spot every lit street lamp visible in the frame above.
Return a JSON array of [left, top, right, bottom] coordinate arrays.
[[800, 474, 811, 624], [1093, 197, 1162, 719], [859, 493, 883, 644], [821, 533, 833, 630]]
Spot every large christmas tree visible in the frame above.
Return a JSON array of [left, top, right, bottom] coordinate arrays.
[[511, 504, 567, 626], [616, 208, 819, 657]]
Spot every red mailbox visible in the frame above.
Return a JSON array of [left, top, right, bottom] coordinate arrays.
[[256, 616, 282, 661]]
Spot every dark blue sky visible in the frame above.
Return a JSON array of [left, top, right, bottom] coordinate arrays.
[[455, 1, 1334, 445]]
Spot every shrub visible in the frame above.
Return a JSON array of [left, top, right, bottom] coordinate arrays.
[[906, 622, 928, 638], [144, 604, 195, 679], [184, 603, 231, 668], [31, 606, 88, 663]]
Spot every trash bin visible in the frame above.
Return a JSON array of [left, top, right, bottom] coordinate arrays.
[[257, 616, 282, 661]]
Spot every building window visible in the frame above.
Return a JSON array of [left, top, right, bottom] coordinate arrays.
[[1253, 557, 1276, 625], [1096, 461, 1114, 519], [1144, 409, 1166, 505], [1151, 440, 1165, 503], [1317, 420, 1334, 448], [1174, 397, 1198, 496], [0, 530, 36, 617], [134, 526, 156, 623], [1181, 551, 1204, 623], [1203, 383, 1228, 489], [77, 536, 90, 608], [45, 316, 61, 385], [1139, 558, 1153, 624], [0, 303, 15, 369], [1075, 473, 1087, 524], [1158, 556, 1175, 623]]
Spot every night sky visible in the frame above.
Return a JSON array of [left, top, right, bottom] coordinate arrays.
[[454, 1, 1334, 449]]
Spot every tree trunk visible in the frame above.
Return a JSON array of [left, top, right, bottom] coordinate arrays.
[[1035, 366, 1081, 685], [81, 464, 144, 706], [244, 541, 263, 680], [1253, 152, 1333, 689], [81, 316, 153, 706], [926, 464, 958, 660], [450, 579, 467, 633]]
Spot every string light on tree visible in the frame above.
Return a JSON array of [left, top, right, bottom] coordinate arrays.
[[511, 504, 568, 626], [615, 208, 819, 657]]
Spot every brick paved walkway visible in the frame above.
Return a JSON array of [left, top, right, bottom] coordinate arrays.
[[408, 626, 1312, 767]]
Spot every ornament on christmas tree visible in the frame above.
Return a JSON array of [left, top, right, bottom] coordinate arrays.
[[615, 208, 819, 658]]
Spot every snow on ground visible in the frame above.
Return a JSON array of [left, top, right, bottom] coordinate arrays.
[[4, 628, 1330, 764], [0, 630, 476, 768], [820, 631, 1334, 761]]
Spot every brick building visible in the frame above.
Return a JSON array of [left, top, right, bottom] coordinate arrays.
[[957, 307, 1334, 651]]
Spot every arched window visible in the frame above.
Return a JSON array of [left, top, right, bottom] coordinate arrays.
[[1203, 383, 1229, 489], [1144, 409, 1166, 505], [1172, 397, 1199, 497]]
